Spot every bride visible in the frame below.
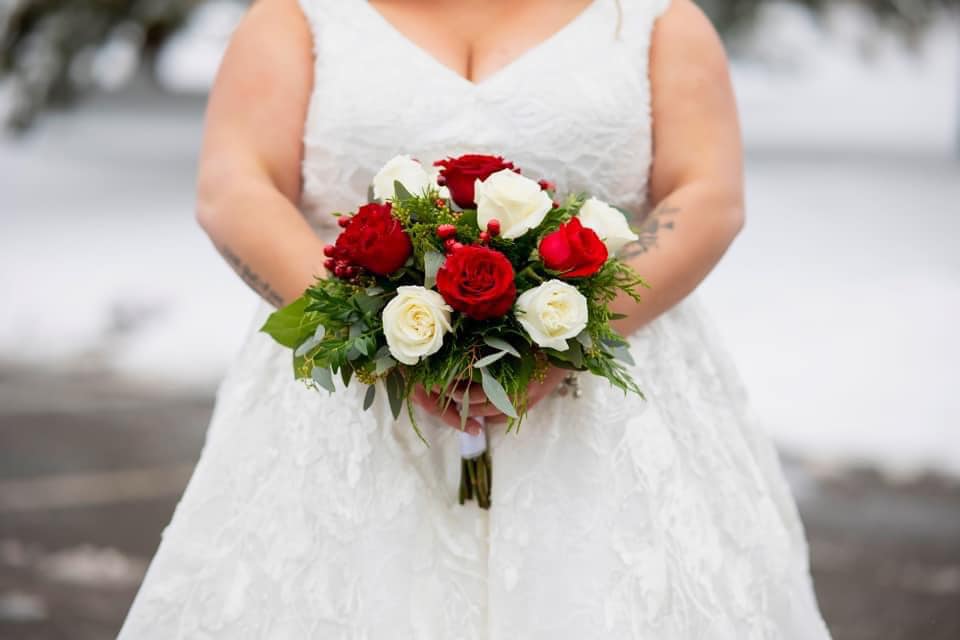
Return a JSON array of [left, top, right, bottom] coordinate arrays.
[[120, 0, 831, 637]]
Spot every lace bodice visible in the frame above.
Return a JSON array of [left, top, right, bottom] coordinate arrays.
[[297, 0, 669, 237]]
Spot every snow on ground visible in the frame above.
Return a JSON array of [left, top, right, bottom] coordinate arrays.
[[1, 6, 958, 472]]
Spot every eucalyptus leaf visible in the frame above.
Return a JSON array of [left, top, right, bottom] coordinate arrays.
[[363, 384, 376, 410], [610, 345, 635, 366], [385, 369, 405, 419], [366, 286, 385, 296], [480, 368, 518, 419], [423, 250, 445, 289], [341, 364, 353, 387], [575, 330, 593, 350], [459, 385, 470, 431], [482, 336, 520, 357], [349, 322, 365, 339], [311, 366, 336, 393], [294, 334, 322, 358], [367, 184, 376, 202], [375, 355, 397, 375], [393, 179, 414, 201], [354, 336, 370, 357], [355, 293, 385, 315], [474, 351, 507, 368]]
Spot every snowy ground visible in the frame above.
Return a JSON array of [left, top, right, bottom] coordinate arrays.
[[1, 8, 958, 475]]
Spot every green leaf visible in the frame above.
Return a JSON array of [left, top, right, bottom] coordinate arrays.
[[575, 330, 593, 350], [610, 345, 635, 366], [393, 179, 414, 201], [459, 385, 470, 431], [385, 369, 405, 420], [311, 366, 336, 393], [354, 336, 370, 357], [474, 351, 507, 368], [457, 208, 478, 230], [480, 368, 518, 419], [341, 363, 353, 386], [482, 336, 520, 357], [423, 250, 445, 289], [362, 384, 376, 410], [355, 292, 385, 315], [260, 296, 319, 348], [375, 355, 397, 375]]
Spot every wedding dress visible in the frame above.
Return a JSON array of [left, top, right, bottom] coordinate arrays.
[[119, 1, 832, 638]]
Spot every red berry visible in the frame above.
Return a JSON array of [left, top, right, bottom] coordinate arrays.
[[437, 224, 457, 239], [323, 244, 337, 257], [538, 179, 555, 191], [444, 237, 457, 250], [334, 265, 348, 278], [479, 231, 490, 244], [323, 258, 336, 271], [512, 167, 522, 174], [344, 266, 359, 278], [337, 216, 352, 228], [552, 201, 560, 209], [486, 219, 501, 236], [435, 198, 446, 207], [436, 174, 447, 186], [449, 241, 465, 252]]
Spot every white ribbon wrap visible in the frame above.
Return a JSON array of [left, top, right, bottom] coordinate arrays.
[[458, 416, 487, 459]]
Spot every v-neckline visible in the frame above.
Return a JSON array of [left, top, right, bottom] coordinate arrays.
[[359, 0, 600, 90]]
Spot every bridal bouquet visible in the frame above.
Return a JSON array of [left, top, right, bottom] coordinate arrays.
[[262, 153, 647, 508]]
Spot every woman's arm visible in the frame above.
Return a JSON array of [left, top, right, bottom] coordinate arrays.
[[196, 0, 325, 308], [611, 0, 744, 335]]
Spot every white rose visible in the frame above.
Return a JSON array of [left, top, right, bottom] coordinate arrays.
[[382, 286, 453, 365], [475, 168, 552, 239], [372, 155, 432, 201], [577, 197, 639, 253], [514, 280, 588, 351]]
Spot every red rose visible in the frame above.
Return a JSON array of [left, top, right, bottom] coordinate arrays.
[[436, 245, 517, 320], [538, 217, 608, 278], [334, 202, 412, 275], [433, 154, 516, 209]]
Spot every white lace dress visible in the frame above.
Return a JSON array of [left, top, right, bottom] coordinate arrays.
[[119, 1, 832, 638]]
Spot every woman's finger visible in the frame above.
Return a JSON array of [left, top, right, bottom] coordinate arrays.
[[412, 385, 482, 434]]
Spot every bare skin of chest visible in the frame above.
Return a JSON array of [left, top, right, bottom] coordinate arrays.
[[366, 0, 596, 84]]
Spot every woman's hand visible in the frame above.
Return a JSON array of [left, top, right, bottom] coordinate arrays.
[[412, 367, 568, 435]]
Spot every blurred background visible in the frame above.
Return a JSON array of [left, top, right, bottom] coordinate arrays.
[[1, 0, 958, 638]]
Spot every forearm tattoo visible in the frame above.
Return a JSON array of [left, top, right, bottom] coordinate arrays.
[[619, 201, 679, 259], [219, 245, 286, 307]]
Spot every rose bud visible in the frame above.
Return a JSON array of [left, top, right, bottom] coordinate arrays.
[[337, 216, 352, 228], [538, 217, 608, 278], [537, 179, 555, 191], [479, 231, 491, 244], [486, 219, 501, 236], [552, 201, 560, 209], [436, 224, 457, 239], [333, 202, 412, 275], [323, 244, 337, 257], [433, 154, 516, 209]]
